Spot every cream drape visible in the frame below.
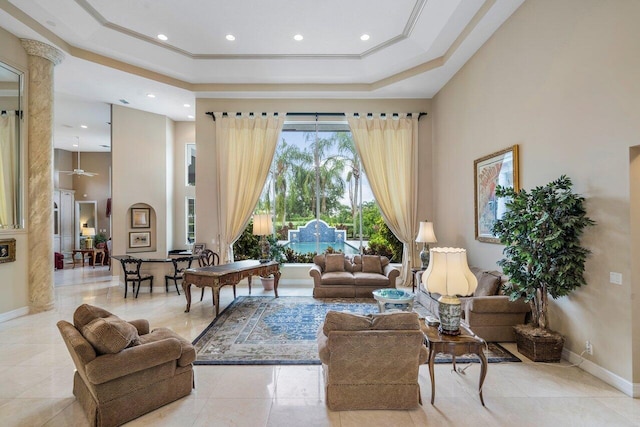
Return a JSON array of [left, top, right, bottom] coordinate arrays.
[[214, 112, 285, 262], [0, 111, 17, 227], [347, 113, 419, 287]]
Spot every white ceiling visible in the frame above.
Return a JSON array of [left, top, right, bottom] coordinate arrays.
[[0, 0, 524, 152]]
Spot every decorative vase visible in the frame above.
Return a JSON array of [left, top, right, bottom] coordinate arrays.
[[514, 324, 565, 362], [261, 276, 275, 291]]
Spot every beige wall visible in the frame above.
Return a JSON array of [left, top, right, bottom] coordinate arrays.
[[195, 98, 433, 257], [111, 105, 173, 259], [72, 152, 112, 238], [0, 27, 28, 317], [432, 0, 640, 388]]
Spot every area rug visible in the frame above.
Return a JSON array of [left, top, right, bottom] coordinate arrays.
[[192, 296, 521, 365]]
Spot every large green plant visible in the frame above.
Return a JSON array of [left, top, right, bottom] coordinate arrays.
[[492, 175, 595, 330]]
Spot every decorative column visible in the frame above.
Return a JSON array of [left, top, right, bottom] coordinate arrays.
[[20, 39, 64, 313]]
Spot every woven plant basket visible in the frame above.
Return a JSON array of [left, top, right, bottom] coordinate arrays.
[[514, 324, 565, 362]]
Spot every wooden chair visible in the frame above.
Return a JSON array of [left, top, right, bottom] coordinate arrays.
[[119, 258, 154, 298], [198, 249, 220, 302], [165, 256, 193, 295]]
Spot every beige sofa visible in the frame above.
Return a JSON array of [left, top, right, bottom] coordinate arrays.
[[57, 304, 195, 427], [417, 267, 530, 342], [309, 253, 400, 298], [317, 310, 428, 410]]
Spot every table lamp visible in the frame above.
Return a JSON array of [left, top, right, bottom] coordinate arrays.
[[252, 214, 273, 263], [415, 221, 437, 269], [82, 227, 96, 249], [421, 247, 477, 335]]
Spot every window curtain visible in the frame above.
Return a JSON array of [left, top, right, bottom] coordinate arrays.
[[0, 111, 17, 227], [347, 113, 419, 287], [214, 112, 285, 263]]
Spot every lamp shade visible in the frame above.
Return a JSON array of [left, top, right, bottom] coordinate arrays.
[[421, 247, 477, 297], [252, 214, 272, 236], [82, 227, 96, 237], [415, 221, 437, 243]]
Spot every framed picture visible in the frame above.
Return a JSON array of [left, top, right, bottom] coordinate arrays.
[[129, 232, 151, 248], [474, 145, 519, 243], [131, 208, 150, 228], [193, 243, 205, 255], [0, 238, 16, 263]]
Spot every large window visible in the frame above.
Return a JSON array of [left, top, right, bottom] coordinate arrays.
[[186, 144, 196, 186], [186, 197, 195, 244], [234, 119, 402, 261]]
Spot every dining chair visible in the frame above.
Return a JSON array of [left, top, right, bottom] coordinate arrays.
[[198, 249, 220, 302], [165, 256, 194, 295], [119, 258, 154, 298]]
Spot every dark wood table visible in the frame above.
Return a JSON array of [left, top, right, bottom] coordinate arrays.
[[72, 248, 105, 268], [421, 322, 488, 406], [182, 260, 280, 316]]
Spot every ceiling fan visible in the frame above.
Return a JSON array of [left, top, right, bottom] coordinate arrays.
[[60, 137, 98, 177]]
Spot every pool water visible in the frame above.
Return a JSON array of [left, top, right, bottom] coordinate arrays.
[[284, 241, 360, 255]]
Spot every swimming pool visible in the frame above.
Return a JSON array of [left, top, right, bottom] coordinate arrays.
[[284, 241, 360, 255]]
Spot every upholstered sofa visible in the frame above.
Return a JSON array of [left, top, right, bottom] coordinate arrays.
[[57, 304, 195, 427], [309, 253, 400, 298], [417, 267, 530, 342], [317, 310, 428, 410]]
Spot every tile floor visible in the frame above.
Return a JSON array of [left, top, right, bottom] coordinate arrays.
[[0, 266, 638, 426]]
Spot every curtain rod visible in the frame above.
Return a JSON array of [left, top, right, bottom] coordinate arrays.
[[205, 111, 427, 121]]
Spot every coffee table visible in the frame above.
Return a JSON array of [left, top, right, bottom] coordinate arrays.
[[372, 288, 415, 312], [421, 322, 487, 406]]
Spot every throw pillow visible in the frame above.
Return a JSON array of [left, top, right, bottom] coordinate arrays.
[[474, 272, 500, 297], [81, 317, 140, 354], [73, 303, 116, 330], [325, 253, 345, 272], [362, 255, 383, 274]]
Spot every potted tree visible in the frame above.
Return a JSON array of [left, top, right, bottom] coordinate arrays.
[[260, 236, 285, 290], [492, 175, 595, 362]]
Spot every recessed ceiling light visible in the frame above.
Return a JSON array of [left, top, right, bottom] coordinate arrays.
[[187, 115, 194, 119], [294, 34, 303, 41], [72, 144, 78, 147], [360, 34, 370, 41], [80, 125, 88, 129], [147, 93, 156, 98], [184, 103, 191, 108], [225, 34, 236, 41], [157, 34, 168, 41]]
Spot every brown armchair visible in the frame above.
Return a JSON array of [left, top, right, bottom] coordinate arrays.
[[317, 310, 428, 410], [57, 304, 195, 427]]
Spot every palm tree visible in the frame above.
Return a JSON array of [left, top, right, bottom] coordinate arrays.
[[335, 132, 361, 237], [270, 139, 311, 226]]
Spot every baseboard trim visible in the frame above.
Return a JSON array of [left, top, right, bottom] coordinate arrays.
[[562, 347, 637, 397], [0, 306, 29, 323]]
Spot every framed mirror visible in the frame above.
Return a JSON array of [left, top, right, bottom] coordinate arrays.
[[76, 201, 97, 249], [0, 62, 24, 229]]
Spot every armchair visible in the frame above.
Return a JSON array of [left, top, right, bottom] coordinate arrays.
[[317, 310, 428, 410], [57, 304, 195, 427]]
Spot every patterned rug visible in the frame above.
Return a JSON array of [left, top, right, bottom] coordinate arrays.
[[192, 296, 521, 365]]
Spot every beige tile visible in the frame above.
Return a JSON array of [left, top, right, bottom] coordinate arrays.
[[339, 409, 416, 427], [207, 366, 278, 399], [275, 365, 325, 399], [126, 396, 208, 426], [0, 397, 75, 427], [268, 397, 340, 427], [42, 400, 90, 427], [193, 397, 272, 427]]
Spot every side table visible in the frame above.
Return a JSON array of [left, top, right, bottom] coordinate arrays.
[[421, 322, 487, 406]]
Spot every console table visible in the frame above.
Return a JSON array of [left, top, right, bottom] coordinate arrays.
[[182, 260, 280, 316], [421, 322, 488, 406], [72, 248, 105, 268]]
